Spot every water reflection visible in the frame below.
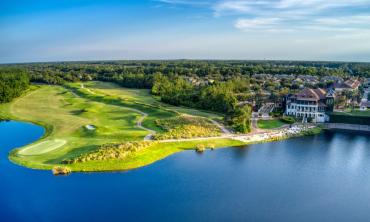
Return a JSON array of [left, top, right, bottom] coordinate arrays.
[[231, 145, 250, 160]]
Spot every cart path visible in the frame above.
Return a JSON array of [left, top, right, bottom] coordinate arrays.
[[69, 84, 156, 139]]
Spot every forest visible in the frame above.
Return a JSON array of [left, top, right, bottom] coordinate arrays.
[[0, 68, 29, 103], [6, 60, 370, 86]]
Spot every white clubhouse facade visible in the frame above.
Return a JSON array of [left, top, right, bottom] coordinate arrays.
[[285, 88, 335, 123]]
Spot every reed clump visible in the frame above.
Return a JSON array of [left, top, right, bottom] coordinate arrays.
[[196, 144, 206, 153], [62, 141, 156, 164], [52, 166, 71, 175]]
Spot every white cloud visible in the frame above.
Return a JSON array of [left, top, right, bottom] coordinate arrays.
[[157, 0, 211, 7], [234, 18, 281, 30], [159, 0, 370, 32], [315, 15, 370, 26], [213, 1, 252, 16]]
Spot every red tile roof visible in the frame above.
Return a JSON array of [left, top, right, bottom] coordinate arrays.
[[344, 79, 361, 89]]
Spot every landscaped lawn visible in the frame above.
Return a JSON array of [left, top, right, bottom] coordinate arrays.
[[257, 119, 286, 129]]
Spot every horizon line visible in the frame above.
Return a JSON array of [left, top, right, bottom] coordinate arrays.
[[1, 58, 370, 66]]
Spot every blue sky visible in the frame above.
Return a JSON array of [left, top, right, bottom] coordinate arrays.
[[1, 0, 370, 63]]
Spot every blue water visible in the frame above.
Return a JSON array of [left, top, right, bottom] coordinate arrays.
[[1, 121, 370, 222]]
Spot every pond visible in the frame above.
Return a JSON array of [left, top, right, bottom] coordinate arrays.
[[1, 120, 370, 222]]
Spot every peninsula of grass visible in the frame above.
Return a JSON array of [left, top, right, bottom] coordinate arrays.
[[257, 119, 286, 129], [2, 82, 244, 172]]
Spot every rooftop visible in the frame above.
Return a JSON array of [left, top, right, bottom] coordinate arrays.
[[295, 88, 327, 101]]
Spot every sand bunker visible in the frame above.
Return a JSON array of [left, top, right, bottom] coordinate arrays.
[[85, 125, 96, 130]]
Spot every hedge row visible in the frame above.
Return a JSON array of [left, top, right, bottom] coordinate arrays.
[[329, 114, 370, 125]]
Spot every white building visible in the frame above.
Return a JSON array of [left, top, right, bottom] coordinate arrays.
[[285, 88, 335, 123]]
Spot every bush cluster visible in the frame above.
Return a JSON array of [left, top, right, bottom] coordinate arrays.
[[329, 113, 370, 125], [153, 116, 221, 140], [195, 143, 215, 153], [281, 116, 295, 124], [52, 166, 71, 175], [62, 141, 155, 164]]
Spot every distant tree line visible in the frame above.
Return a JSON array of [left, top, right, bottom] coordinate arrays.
[[2, 60, 370, 132], [0, 67, 30, 103], [10, 60, 368, 86]]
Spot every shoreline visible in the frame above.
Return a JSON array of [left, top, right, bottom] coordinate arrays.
[[1, 83, 322, 173], [5, 118, 322, 173], [55, 126, 323, 173], [323, 123, 370, 133]]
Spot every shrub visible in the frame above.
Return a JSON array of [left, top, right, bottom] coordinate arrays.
[[154, 116, 221, 140], [196, 144, 206, 153], [62, 141, 156, 164], [301, 127, 322, 136], [52, 166, 71, 175], [281, 116, 295, 124], [207, 143, 215, 150]]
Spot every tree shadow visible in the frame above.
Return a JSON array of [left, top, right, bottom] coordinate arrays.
[[44, 144, 99, 165], [70, 109, 87, 115]]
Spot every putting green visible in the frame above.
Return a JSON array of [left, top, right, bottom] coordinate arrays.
[[18, 139, 66, 155]]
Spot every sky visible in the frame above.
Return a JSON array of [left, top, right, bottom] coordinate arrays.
[[1, 0, 370, 63]]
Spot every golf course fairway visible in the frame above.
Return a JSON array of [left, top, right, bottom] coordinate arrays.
[[0, 82, 245, 172]]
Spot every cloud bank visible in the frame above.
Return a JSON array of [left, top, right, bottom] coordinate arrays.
[[160, 0, 370, 33]]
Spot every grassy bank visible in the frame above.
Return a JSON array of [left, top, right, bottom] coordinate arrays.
[[257, 119, 286, 129]]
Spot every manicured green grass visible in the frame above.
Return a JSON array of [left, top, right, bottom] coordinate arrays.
[[18, 139, 66, 155], [2, 82, 242, 172], [86, 81, 224, 121], [257, 119, 286, 129], [68, 82, 177, 132], [5, 85, 153, 169]]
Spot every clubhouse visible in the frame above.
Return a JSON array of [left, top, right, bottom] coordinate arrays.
[[285, 88, 335, 123]]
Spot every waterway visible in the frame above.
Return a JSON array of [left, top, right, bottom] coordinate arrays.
[[1, 121, 370, 222]]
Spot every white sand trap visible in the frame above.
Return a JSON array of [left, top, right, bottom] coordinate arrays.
[[85, 125, 96, 130], [18, 139, 66, 156]]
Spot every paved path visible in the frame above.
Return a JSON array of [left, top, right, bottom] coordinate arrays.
[[158, 128, 292, 143], [69, 84, 156, 139], [209, 119, 232, 134]]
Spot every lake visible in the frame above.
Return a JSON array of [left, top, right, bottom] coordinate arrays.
[[1, 121, 370, 222]]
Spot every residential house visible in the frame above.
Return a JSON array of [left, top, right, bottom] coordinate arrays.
[[332, 79, 361, 92]]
